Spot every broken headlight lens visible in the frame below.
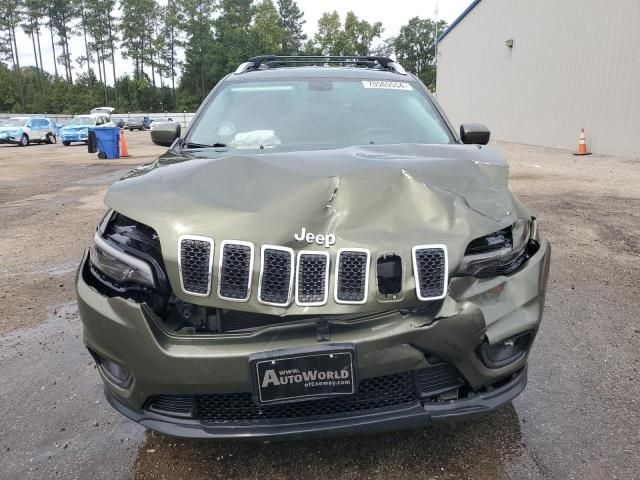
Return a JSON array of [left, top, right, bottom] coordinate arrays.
[[90, 232, 156, 287], [458, 219, 531, 278]]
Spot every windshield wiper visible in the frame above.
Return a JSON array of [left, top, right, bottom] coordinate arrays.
[[181, 140, 227, 150]]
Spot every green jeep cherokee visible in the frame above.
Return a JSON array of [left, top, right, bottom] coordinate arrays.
[[76, 56, 551, 439]]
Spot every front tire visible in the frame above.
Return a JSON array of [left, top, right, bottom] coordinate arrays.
[[62, 141, 71, 146], [46, 133, 57, 144], [18, 134, 29, 147]]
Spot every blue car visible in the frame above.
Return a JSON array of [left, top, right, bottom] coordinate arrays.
[[60, 114, 113, 146]]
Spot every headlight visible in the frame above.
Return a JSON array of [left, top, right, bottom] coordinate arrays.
[[90, 232, 156, 287], [458, 219, 532, 277]]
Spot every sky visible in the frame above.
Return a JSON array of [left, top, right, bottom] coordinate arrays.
[[12, 0, 472, 84]]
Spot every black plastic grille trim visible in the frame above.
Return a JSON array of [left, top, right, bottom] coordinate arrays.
[[147, 395, 193, 418], [144, 364, 466, 424], [416, 362, 464, 397], [179, 237, 213, 295], [218, 241, 254, 301], [412, 245, 447, 300], [197, 371, 417, 424], [258, 247, 294, 306], [296, 252, 329, 305], [335, 249, 369, 303]]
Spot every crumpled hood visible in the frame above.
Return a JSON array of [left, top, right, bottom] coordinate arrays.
[[105, 143, 524, 312]]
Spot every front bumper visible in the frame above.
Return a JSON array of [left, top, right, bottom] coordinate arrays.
[[105, 366, 527, 439], [60, 131, 88, 142], [76, 240, 550, 438], [0, 134, 21, 144]]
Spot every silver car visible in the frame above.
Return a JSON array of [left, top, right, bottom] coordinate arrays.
[[0, 117, 58, 146]]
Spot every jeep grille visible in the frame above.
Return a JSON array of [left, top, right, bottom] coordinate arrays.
[[295, 251, 330, 305], [177, 240, 448, 304], [412, 245, 448, 301], [258, 246, 294, 306], [178, 236, 213, 296], [335, 249, 370, 304], [218, 241, 254, 302]]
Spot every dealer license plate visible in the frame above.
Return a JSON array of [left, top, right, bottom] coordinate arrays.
[[251, 348, 356, 404]]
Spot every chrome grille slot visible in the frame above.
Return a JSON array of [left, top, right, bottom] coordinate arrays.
[[218, 241, 254, 302], [295, 251, 330, 306], [335, 249, 370, 304], [178, 236, 213, 296], [412, 245, 448, 301], [258, 246, 294, 306]]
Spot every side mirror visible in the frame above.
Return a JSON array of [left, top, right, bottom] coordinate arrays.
[[460, 123, 490, 145], [151, 122, 181, 146]]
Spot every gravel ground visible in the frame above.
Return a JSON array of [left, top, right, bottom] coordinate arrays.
[[0, 135, 638, 479]]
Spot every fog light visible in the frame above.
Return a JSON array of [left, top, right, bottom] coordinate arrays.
[[478, 332, 532, 368], [89, 349, 132, 388]]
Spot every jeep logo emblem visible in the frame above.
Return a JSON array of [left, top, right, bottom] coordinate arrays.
[[294, 227, 336, 248]]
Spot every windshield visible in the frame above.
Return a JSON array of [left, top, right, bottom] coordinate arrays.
[[3, 118, 27, 127], [69, 116, 93, 126], [187, 79, 453, 152]]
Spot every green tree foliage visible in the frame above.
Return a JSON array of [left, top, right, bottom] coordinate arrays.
[[22, 0, 48, 91], [343, 12, 383, 56], [252, 0, 286, 54], [161, 0, 182, 109], [49, 0, 78, 83], [276, 0, 305, 54], [313, 11, 382, 56], [212, 0, 254, 75], [314, 11, 342, 55], [0, 2, 445, 114], [0, 0, 27, 110], [392, 16, 447, 91], [176, 0, 217, 109], [120, 0, 156, 77], [0, 63, 20, 112]]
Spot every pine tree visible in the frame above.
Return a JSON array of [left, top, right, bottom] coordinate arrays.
[[0, 1, 26, 110], [50, 0, 78, 84], [276, 0, 305, 54]]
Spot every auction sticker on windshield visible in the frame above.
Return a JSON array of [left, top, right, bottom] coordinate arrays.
[[251, 348, 356, 404], [362, 80, 413, 90]]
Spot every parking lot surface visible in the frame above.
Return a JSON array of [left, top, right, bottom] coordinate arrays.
[[0, 133, 638, 479]]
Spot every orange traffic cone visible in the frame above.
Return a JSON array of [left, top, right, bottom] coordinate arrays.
[[119, 129, 130, 158], [573, 128, 591, 156]]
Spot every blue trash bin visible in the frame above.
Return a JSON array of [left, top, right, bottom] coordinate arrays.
[[91, 127, 120, 159]]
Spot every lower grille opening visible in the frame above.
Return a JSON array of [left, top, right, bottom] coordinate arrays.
[[145, 362, 467, 424], [147, 395, 194, 418]]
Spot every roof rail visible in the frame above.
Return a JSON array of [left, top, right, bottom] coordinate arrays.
[[235, 55, 407, 75]]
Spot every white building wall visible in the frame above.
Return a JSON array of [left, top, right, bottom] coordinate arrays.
[[436, 0, 640, 157]]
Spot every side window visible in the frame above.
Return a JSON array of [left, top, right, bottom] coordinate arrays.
[[95, 117, 104, 126]]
